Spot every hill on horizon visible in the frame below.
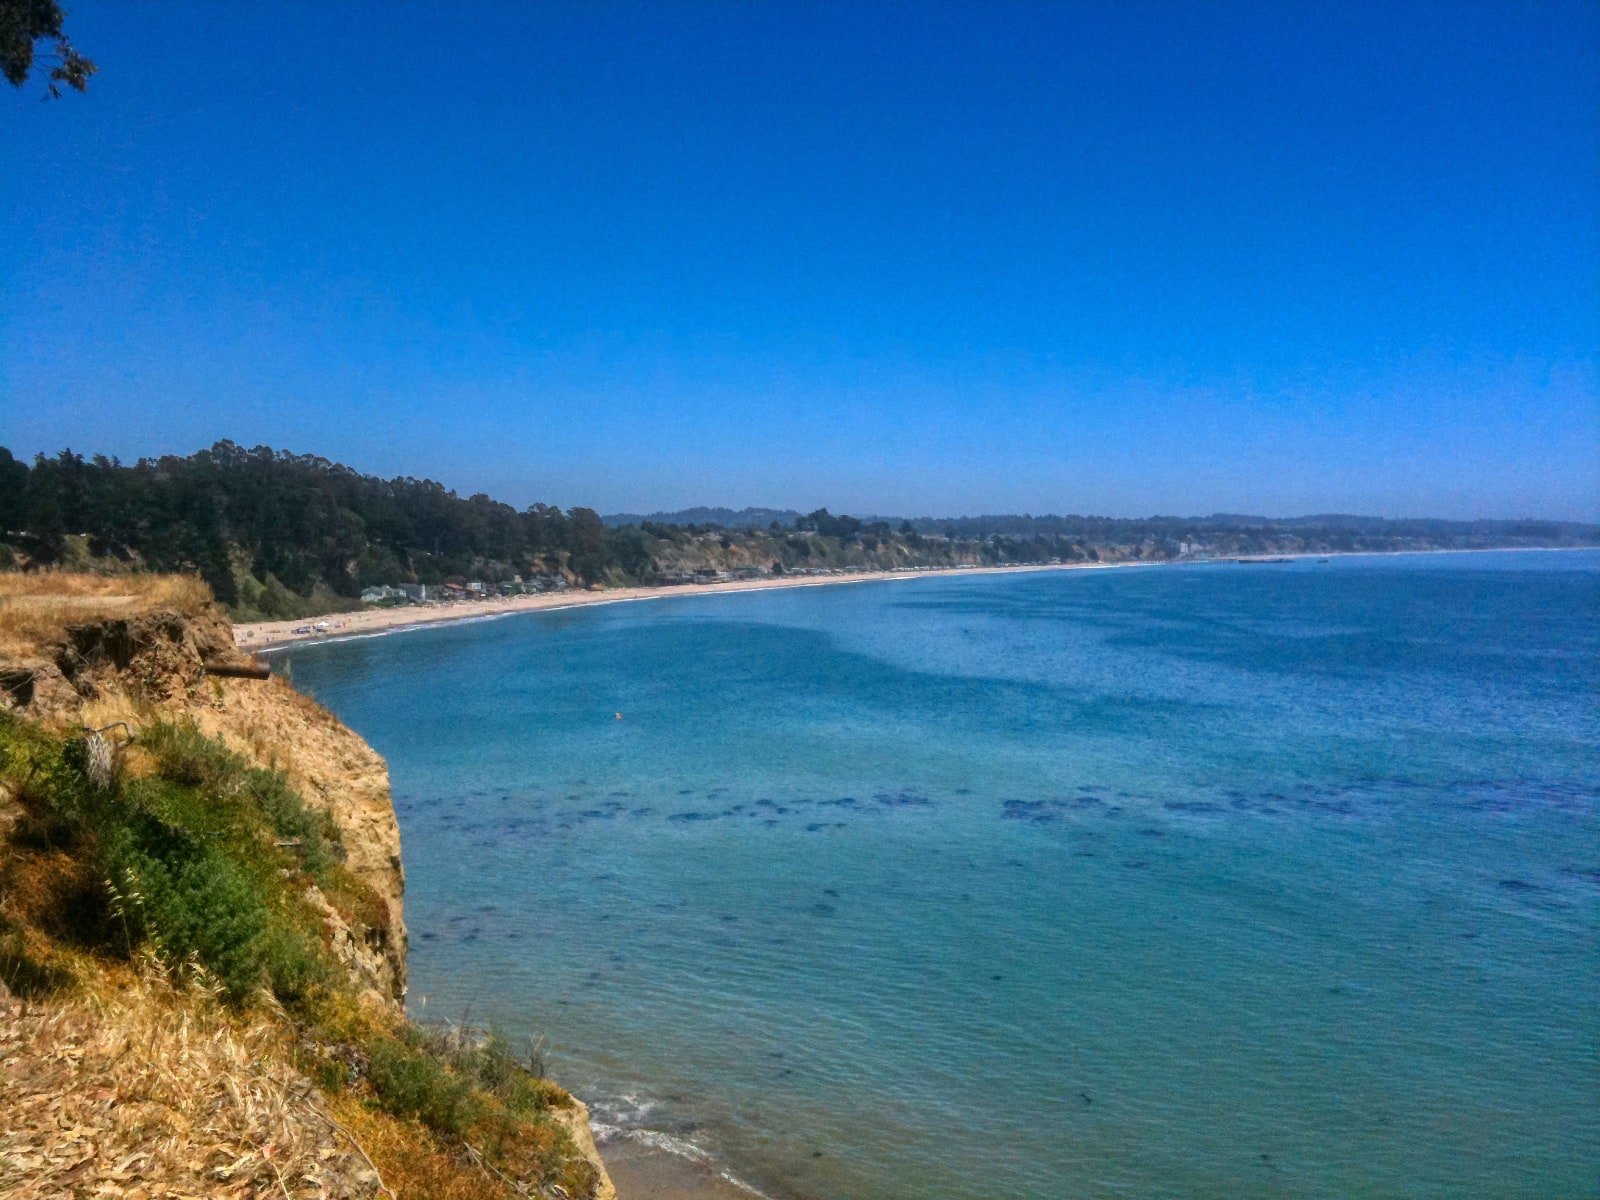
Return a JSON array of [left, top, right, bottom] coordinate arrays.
[[606, 505, 1598, 532], [602, 506, 804, 529]]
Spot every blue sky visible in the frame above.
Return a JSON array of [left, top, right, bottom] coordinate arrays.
[[3, 1, 1596, 519]]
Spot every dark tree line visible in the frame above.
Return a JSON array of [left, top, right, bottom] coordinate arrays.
[[0, 443, 622, 612]]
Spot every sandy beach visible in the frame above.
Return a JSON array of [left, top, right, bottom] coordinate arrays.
[[233, 561, 1132, 651], [233, 547, 1592, 652]]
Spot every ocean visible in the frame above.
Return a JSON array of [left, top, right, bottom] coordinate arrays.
[[277, 551, 1599, 1199]]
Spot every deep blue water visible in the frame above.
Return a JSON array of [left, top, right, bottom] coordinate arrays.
[[279, 552, 1599, 1199]]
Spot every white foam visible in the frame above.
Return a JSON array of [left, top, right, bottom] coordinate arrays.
[[587, 1094, 776, 1199]]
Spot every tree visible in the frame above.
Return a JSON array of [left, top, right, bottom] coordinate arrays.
[[2, 0, 95, 97], [565, 507, 610, 583], [608, 526, 656, 581], [801, 507, 861, 540], [0, 447, 27, 531]]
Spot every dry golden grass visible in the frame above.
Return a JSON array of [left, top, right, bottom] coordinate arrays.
[[327, 1095, 517, 1200], [0, 570, 212, 608], [77, 690, 155, 734], [196, 681, 339, 780], [0, 572, 214, 657], [0, 971, 383, 1199], [0, 847, 96, 938]]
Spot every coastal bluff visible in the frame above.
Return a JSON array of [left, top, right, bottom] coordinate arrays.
[[1, 581, 408, 1004], [0, 574, 616, 1200]]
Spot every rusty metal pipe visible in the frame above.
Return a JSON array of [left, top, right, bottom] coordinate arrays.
[[201, 660, 272, 680]]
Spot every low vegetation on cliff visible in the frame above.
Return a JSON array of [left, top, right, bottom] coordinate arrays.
[[0, 579, 609, 1199], [0, 712, 603, 1199]]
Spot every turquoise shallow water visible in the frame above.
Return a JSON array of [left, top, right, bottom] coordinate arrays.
[[279, 551, 1599, 1199]]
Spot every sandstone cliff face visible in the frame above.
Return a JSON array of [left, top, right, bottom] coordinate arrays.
[[0, 603, 407, 1006], [0, 587, 619, 1199]]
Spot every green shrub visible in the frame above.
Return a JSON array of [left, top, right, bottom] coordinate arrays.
[[0, 721, 97, 841], [140, 722, 342, 881], [140, 721, 237, 789], [244, 767, 341, 879], [410, 1024, 564, 1119], [458, 1031, 559, 1116], [459, 1030, 521, 1097], [1, 714, 335, 1008], [101, 798, 328, 1003], [366, 1036, 481, 1135]]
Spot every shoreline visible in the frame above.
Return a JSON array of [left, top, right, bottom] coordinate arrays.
[[598, 1130, 773, 1200], [234, 560, 1137, 651], [233, 545, 1592, 653]]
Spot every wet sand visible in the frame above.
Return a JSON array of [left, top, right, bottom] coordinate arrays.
[[602, 1136, 770, 1200], [233, 561, 1131, 651]]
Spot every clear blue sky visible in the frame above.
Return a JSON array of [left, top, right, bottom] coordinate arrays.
[[3, 1, 1596, 519]]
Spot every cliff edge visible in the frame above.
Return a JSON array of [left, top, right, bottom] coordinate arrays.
[[0, 574, 615, 1200], [1, 577, 407, 1006]]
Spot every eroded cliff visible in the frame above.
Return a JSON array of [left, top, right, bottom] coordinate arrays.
[[2, 593, 407, 1005], [0, 576, 616, 1200]]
